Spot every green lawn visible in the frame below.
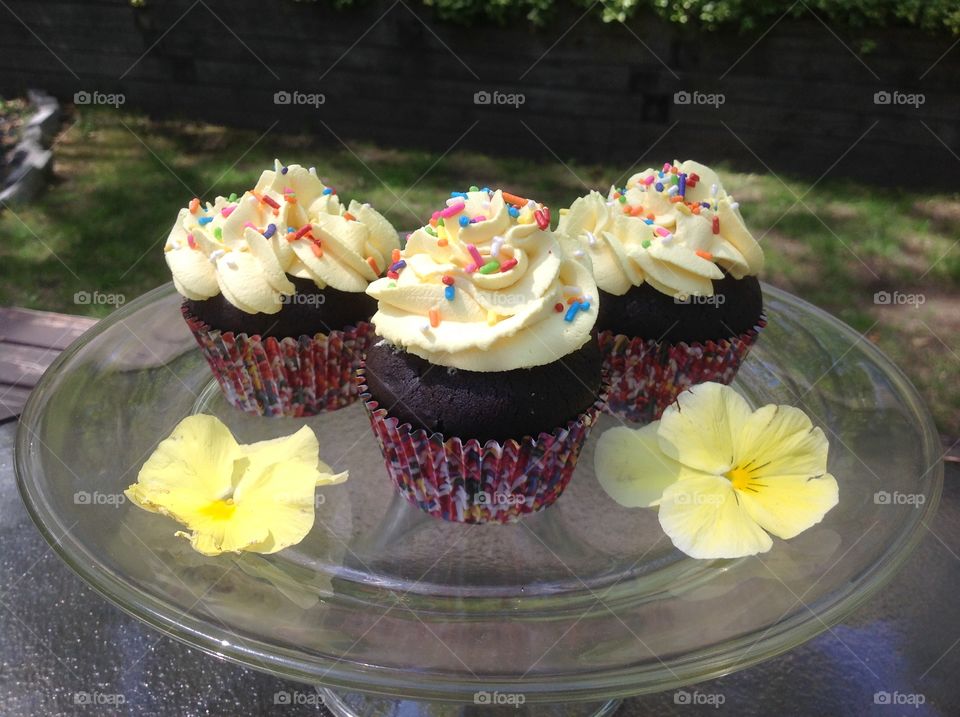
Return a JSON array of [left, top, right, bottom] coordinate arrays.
[[2, 108, 958, 435]]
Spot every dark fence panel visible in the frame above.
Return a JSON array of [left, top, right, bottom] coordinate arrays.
[[0, 1, 956, 186]]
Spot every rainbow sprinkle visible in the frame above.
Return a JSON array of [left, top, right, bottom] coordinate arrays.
[[440, 200, 465, 218], [466, 244, 484, 267]]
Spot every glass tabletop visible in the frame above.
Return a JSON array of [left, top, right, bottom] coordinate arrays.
[[14, 282, 943, 702]]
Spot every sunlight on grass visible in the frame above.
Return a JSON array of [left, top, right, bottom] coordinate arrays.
[[1, 108, 958, 433]]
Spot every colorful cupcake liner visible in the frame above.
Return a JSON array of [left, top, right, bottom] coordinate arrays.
[[357, 369, 605, 524], [182, 305, 374, 417], [598, 318, 766, 423]]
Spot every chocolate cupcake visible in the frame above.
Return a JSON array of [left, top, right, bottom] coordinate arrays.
[[165, 160, 399, 417], [360, 188, 605, 523], [558, 160, 765, 422]]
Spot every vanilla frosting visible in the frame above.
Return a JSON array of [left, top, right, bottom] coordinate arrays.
[[164, 160, 399, 314], [557, 160, 763, 299], [366, 189, 598, 372]]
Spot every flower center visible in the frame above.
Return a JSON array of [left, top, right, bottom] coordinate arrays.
[[198, 499, 237, 521], [725, 466, 753, 491]]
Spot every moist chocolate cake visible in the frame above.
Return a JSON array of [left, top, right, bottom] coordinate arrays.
[[184, 275, 378, 339], [597, 272, 763, 344], [363, 340, 602, 444]]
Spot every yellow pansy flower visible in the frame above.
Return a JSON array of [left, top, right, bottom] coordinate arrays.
[[126, 415, 347, 556], [596, 382, 838, 559]]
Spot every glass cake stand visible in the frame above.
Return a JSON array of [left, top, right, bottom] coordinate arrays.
[[15, 283, 943, 717]]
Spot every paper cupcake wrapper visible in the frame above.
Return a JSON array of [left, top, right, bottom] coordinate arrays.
[[182, 305, 374, 417], [357, 370, 605, 524], [598, 318, 766, 423]]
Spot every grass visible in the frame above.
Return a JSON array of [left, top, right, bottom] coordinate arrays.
[[1, 107, 958, 436]]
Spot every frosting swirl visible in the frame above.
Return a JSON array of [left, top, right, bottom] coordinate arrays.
[[164, 160, 399, 314], [557, 160, 763, 298], [367, 189, 598, 372]]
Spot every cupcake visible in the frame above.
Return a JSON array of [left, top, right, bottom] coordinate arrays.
[[360, 188, 605, 523], [165, 160, 400, 417], [558, 160, 764, 422]]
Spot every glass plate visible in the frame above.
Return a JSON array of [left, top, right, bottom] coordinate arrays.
[[15, 283, 942, 703]]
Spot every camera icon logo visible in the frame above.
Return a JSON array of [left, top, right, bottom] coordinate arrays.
[[473, 691, 491, 704], [274, 691, 291, 705], [874, 691, 891, 704], [74, 491, 91, 505], [873, 90, 891, 105], [674, 690, 691, 704], [74, 291, 91, 304], [873, 290, 891, 305], [874, 491, 891, 505], [73, 91, 91, 105], [473, 90, 491, 105], [273, 90, 292, 105], [673, 90, 691, 105]]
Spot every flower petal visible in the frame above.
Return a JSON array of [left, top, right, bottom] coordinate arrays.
[[595, 424, 689, 507], [737, 473, 839, 540], [231, 465, 321, 554], [734, 404, 829, 479], [238, 425, 322, 484], [232, 426, 347, 554], [657, 382, 753, 474], [126, 414, 240, 521], [175, 512, 271, 556], [658, 475, 773, 559]]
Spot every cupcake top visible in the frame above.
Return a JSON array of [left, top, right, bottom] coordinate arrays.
[[164, 160, 399, 315], [366, 188, 598, 372], [557, 160, 763, 299]]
